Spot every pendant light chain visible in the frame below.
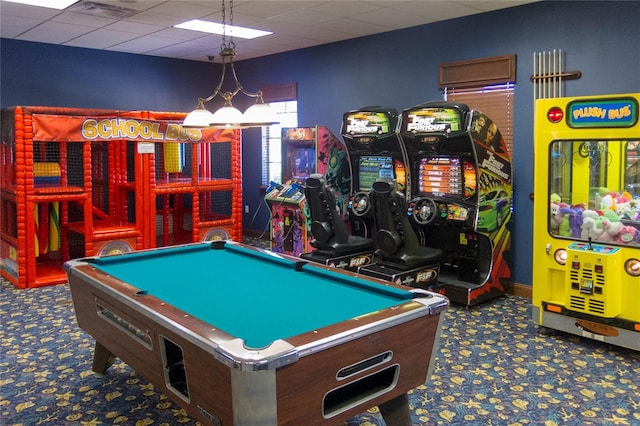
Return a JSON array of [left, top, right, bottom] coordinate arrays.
[[181, 0, 278, 128], [220, 0, 235, 56], [229, 0, 235, 50], [221, 0, 226, 44]]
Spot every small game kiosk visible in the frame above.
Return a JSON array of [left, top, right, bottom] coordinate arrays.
[[401, 101, 512, 305], [265, 126, 350, 257], [532, 93, 640, 350]]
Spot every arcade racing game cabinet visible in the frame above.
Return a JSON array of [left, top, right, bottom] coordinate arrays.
[[401, 102, 513, 306]]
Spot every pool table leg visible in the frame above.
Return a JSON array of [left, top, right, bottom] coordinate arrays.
[[378, 392, 412, 426], [92, 341, 115, 376]]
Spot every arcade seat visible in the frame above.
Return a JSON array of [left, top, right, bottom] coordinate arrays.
[[304, 174, 374, 255], [370, 178, 442, 268]]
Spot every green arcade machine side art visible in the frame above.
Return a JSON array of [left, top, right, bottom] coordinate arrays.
[[532, 93, 640, 350]]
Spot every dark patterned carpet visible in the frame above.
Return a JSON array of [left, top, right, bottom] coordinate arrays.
[[1, 264, 639, 425]]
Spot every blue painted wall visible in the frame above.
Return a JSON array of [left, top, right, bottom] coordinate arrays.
[[0, 39, 219, 112], [2, 1, 639, 285]]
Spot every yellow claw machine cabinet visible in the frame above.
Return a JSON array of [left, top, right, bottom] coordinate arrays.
[[532, 93, 640, 350]]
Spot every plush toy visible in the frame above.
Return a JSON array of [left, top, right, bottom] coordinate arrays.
[[581, 210, 604, 241], [615, 225, 639, 244], [626, 199, 640, 221], [600, 218, 624, 242], [623, 210, 640, 221], [614, 201, 632, 218], [560, 205, 584, 238], [558, 213, 572, 237], [549, 201, 563, 234], [549, 193, 568, 235], [599, 193, 615, 211], [587, 210, 622, 242]]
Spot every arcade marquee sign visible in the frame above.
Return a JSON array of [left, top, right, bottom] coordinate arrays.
[[344, 112, 392, 136], [403, 107, 463, 135], [567, 97, 638, 128]]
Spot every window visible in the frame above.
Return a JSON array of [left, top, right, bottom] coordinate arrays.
[[439, 54, 516, 156], [261, 100, 298, 185], [445, 83, 514, 155]]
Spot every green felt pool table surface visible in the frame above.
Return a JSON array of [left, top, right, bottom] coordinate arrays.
[[86, 241, 415, 349]]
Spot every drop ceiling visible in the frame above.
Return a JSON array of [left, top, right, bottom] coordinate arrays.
[[0, 0, 539, 62]]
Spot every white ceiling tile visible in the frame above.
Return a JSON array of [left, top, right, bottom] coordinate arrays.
[[63, 28, 141, 49], [1, 0, 542, 61], [125, 10, 188, 26], [17, 21, 96, 43], [106, 34, 184, 54], [50, 11, 116, 27], [270, 9, 342, 26], [230, 1, 302, 19], [146, 1, 220, 19], [351, 7, 433, 29], [0, 1, 60, 19], [103, 20, 165, 35], [306, 1, 384, 18], [0, 14, 42, 37], [390, 1, 477, 19]]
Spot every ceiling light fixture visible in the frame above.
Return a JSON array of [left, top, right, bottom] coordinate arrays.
[[175, 19, 272, 40], [182, 0, 278, 129]]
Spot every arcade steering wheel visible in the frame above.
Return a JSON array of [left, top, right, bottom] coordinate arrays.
[[411, 198, 438, 225], [350, 192, 371, 216]]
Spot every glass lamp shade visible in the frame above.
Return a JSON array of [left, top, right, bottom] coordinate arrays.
[[210, 105, 244, 128], [242, 102, 279, 127], [183, 107, 216, 128]]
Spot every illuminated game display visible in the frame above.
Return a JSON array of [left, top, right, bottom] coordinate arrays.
[[532, 93, 640, 350], [417, 157, 463, 197], [357, 155, 395, 191], [401, 102, 512, 306], [290, 146, 316, 180]]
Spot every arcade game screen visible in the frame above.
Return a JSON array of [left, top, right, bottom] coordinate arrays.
[[357, 155, 394, 191], [286, 146, 316, 180], [416, 157, 477, 199], [417, 157, 462, 197]]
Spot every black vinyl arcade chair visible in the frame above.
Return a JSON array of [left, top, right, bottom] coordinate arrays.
[[304, 174, 374, 255], [370, 178, 442, 268]]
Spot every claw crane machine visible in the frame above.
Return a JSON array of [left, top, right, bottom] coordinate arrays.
[[532, 93, 640, 350]]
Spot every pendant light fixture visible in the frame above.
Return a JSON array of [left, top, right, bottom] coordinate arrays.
[[182, 0, 278, 129]]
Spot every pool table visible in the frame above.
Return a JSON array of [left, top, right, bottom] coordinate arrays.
[[65, 240, 448, 425]]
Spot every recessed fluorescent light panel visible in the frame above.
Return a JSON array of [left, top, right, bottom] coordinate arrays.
[[175, 19, 272, 40], [2, 0, 79, 9]]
